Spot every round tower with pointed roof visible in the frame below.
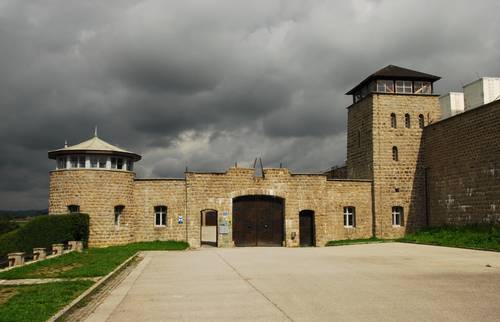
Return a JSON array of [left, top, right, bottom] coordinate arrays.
[[48, 132, 142, 246]]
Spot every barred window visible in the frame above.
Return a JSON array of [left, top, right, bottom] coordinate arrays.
[[392, 146, 399, 161], [405, 113, 411, 128], [114, 205, 124, 226], [418, 114, 425, 129], [390, 113, 397, 128], [68, 205, 80, 214]]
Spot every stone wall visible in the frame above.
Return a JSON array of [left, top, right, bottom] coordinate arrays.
[[424, 100, 500, 225], [186, 167, 372, 247], [133, 179, 187, 243], [49, 170, 136, 247]]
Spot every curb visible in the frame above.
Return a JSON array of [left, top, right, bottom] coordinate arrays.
[[47, 251, 140, 322]]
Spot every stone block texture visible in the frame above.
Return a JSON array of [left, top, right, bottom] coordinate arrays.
[[424, 100, 500, 225]]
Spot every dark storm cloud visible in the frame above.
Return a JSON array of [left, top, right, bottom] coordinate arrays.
[[1, 0, 500, 208]]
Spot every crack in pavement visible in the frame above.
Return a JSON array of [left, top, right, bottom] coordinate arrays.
[[214, 250, 295, 322]]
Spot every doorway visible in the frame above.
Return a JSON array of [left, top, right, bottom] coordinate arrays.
[[201, 210, 218, 247], [299, 210, 315, 246]]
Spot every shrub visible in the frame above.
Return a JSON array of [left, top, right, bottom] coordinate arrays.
[[0, 214, 89, 262], [0, 220, 20, 235]]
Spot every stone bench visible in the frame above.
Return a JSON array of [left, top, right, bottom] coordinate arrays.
[[52, 244, 64, 256], [8, 252, 25, 267], [68, 241, 83, 252], [33, 248, 47, 261]]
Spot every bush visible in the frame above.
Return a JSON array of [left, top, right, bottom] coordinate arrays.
[[0, 214, 89, 262], [0, 220, 20, 235]]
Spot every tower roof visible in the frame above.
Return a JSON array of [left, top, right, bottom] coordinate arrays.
[[346, 65, 441, 95], [48, 135, 141, 161]]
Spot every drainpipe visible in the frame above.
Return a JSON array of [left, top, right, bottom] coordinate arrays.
[[185, 167, 188, 243]]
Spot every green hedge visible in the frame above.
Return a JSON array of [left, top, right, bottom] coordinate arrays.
[[0, 214, 89, 262], [0, 220, 20, 235]]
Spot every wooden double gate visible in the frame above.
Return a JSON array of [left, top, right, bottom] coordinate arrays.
[[232, 195, 284, 247]]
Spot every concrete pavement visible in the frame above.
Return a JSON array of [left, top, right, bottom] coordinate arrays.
[[85, 243, 500, 322]]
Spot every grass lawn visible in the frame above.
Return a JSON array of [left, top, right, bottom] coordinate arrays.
[[0, 281, 93, 322], [398, 225, 500, 251], [325, 237, 390, 246], [0, 240, 189, 280]]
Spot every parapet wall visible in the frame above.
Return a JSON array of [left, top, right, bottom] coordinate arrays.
[[424, 100, 500, 225]]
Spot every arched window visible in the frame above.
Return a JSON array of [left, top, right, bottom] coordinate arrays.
[[390, 113, 397, 128], [405, 113, 411, 128], [114, 205, 124, 226], [418, 114, 425, 129], [392, 146, 399, 161], [67, 205, 80, 214], [154, 206, 167, 226]]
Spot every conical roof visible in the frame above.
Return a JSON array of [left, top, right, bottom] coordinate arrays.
[[48, 135, 141, 161]]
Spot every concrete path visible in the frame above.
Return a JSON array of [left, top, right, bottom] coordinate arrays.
[[85, 243, 500, 322]]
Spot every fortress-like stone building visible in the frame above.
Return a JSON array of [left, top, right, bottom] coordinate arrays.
[[48, 65, 500, 247]]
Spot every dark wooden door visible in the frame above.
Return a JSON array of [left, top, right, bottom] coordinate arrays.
[[233, 195, 284, 247], [299, 210, 315, 246]]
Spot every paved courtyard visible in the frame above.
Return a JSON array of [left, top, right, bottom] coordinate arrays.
[[85, 243, 500, 322]]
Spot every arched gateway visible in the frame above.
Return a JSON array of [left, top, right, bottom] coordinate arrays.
[[232, 195, 284, 247]]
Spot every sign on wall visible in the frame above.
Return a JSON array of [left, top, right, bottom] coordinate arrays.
[[178, 215, 184, 224]]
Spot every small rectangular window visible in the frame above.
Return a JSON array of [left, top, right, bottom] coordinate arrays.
[[376, 80, 394, 93], [126, 160, 133, 171], [414, 81, 431, 94], [117, 158, 123, 170], [57, 157, 67, 169], [343, 207, 356, 228], [114, 205, 124, 226], [392, 206, 404, 226], [154, 206, 167, 226], [70, 156, 78, 168], [78, 156, 86, 168], [99, 157, 107, 168], [395, 81, 412, 93], [90, 156, 98, 168], [68, 205, 80, 213]]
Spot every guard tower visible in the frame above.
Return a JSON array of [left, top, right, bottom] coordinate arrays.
[[48, 132, 141, 246], [345, 65, 441, 238]]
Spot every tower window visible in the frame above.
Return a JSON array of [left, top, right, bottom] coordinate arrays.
[[343, 207, 356, 228], [78, 155, 85, 168], [98, 157, 107, 168], [414, 81, 432, 94], [418, 114, 425, 129], [392, 146, 399, 161], [405, 114, 411, 128], [111, 158, 117, 169], [114, 205, 124, 226], [68, 205, 80, 214], [390, 113, 397, 128], [57, 157, 67, 169], [126, 160, 133, 171], [392, 206, 404, 226], [90, 156, 98, 168], [155, 206, 167, 226], [117, 158, 124, 170], [395, 81, 412, 94], [376, 80, 394, 93]]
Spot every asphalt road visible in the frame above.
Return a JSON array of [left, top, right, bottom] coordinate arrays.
[[85, 243, 500, 322]]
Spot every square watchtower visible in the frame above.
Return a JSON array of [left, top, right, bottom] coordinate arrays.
[[345, 65, 441, 238]]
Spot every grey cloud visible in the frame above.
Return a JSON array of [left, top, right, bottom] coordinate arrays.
[[1, 0, 500, 209]]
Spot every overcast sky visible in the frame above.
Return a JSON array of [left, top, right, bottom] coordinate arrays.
[[1, 0, 499, 209]]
